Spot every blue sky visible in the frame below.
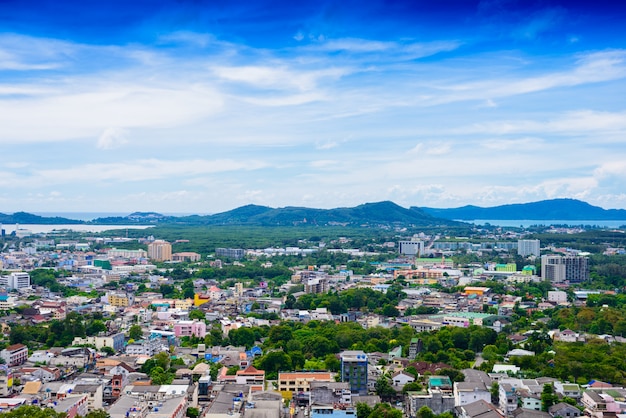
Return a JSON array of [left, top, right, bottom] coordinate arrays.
[[1, 0, 626, 214]]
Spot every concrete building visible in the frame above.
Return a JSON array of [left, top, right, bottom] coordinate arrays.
[[399, 240, 425, 257], [108, 292, 135, 307], [305, 277, 329, 294], [73, 333, 125, 352], [148, 240, 172, 262], [1, 343, 28, 367], [340, 350, 368, 395], [107, 248, 148, 259], [278, 371, 333, 393], [0, 272, 30, 290], [517, 240, 540, 257], [215, 248, 245, 260], [173, 320, 206, 338], [541, 255, 589, 283], [547, 291, 568, 304]]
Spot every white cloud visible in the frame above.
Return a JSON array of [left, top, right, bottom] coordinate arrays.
[[97, 127, 129, 150]]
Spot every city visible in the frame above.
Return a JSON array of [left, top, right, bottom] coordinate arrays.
[[0, 220, 625, 418]]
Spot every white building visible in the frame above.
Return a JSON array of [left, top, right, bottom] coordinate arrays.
[[0, 272, 30, 290], [517, 240, 540, 257], [399, 240, 425, 256], [547, 291, 568, 304]]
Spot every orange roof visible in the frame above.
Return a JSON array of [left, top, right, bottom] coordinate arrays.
[[278, 372, 332, 380]]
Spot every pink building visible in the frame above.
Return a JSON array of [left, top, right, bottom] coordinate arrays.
[[173, 320, 206, 338]]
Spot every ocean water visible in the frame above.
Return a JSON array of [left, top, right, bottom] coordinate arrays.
[[467, 219, 626, 228]]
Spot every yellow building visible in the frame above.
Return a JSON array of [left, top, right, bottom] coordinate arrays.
[[194, 293, 210, 307], [108, 292, 134, 307], [175, 298, 193, 310], [278, 372, 333, 394]]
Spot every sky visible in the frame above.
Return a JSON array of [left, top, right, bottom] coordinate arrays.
[[1, 0, 626, 214]]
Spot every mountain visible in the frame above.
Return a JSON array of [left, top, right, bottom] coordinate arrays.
[[418, 198, 626, 220], [88, 201, 462, 227], [0, 211, 84, 225], [195, 201, 460, 227]]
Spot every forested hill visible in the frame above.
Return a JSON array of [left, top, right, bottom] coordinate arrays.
[[92, 201, 464, 227], [0, 211, 83, 225], [419, 198, 626, 220]]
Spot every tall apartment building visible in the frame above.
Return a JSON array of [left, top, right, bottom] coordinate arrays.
[[304, 277, 329, 294], [399, 240, 425, 256], [215, 248, 245, 260], [518, 239, 541, 257], [340, 350, 368, 395], [541, 255, 589, 283], [0, 272, 30, 290], [148, 240, 172, 262]]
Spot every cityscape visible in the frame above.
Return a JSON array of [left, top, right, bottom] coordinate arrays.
[[1, 1, 626, 418]]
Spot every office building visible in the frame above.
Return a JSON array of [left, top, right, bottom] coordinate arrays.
[[340, 350, 368, 395], [518, 240, 540, 257], [148, 240, 172, 262]]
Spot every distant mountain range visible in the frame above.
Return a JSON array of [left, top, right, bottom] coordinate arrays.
[[1, 199, 626, 227], [419, 198, 626, 221], [91, 201, 461, 227]]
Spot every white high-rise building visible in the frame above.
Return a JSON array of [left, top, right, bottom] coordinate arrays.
[[518, 239, 540, 257], [399, 240, 425, 256], [0, 272, 30, 290]]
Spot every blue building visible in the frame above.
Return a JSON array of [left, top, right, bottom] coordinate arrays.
[[340, 350, 368, 395]]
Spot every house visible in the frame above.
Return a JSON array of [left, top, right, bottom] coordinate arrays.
[[581, 391, 621, 416], [454, 400, 504, 418], [454, 381, 491, 407], [31, 366, 62, 382], [511, 407, 550, 418], [549, 402, 581, 418], [391, 370, 415, 387]]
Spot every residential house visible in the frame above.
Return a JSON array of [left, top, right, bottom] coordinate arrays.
[[549, 402, 582, 418]]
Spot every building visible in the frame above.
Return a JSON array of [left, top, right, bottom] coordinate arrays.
[[399, 240, 425, 257], [305, 277, 329, 294], [215, 248, 245, 260], [547, 291, 568, 304], [108, 292, 135, 307], [173, 320, 207, 338], [340, 350, 368, 395], [1, 343, 28, 367], [172, 252, 201, 262], [73, 333, 125, 352], [517, 240, 540, 257], [148, 240, 173, 262], [541, 255, 589, 283], [0, 272, 30, 290], [107, 248, 148, 259], [278, 371, 333, 393]]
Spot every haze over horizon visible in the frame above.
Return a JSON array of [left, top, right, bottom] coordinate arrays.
[[2, 0, 626, 213]]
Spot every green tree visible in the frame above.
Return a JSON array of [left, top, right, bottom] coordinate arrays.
[[374, 377, 397, 401], [186, 408, 200, 418], [128, 324, 143, 340], [417, 406, 436, 418], [84, 410, 111, 418], [356, 403, 372, 418], [541, 383, 558, 411], [189, 310, 206, 320]]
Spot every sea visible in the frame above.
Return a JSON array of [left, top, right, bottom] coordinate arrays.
[[464, 219, 626, 228]]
